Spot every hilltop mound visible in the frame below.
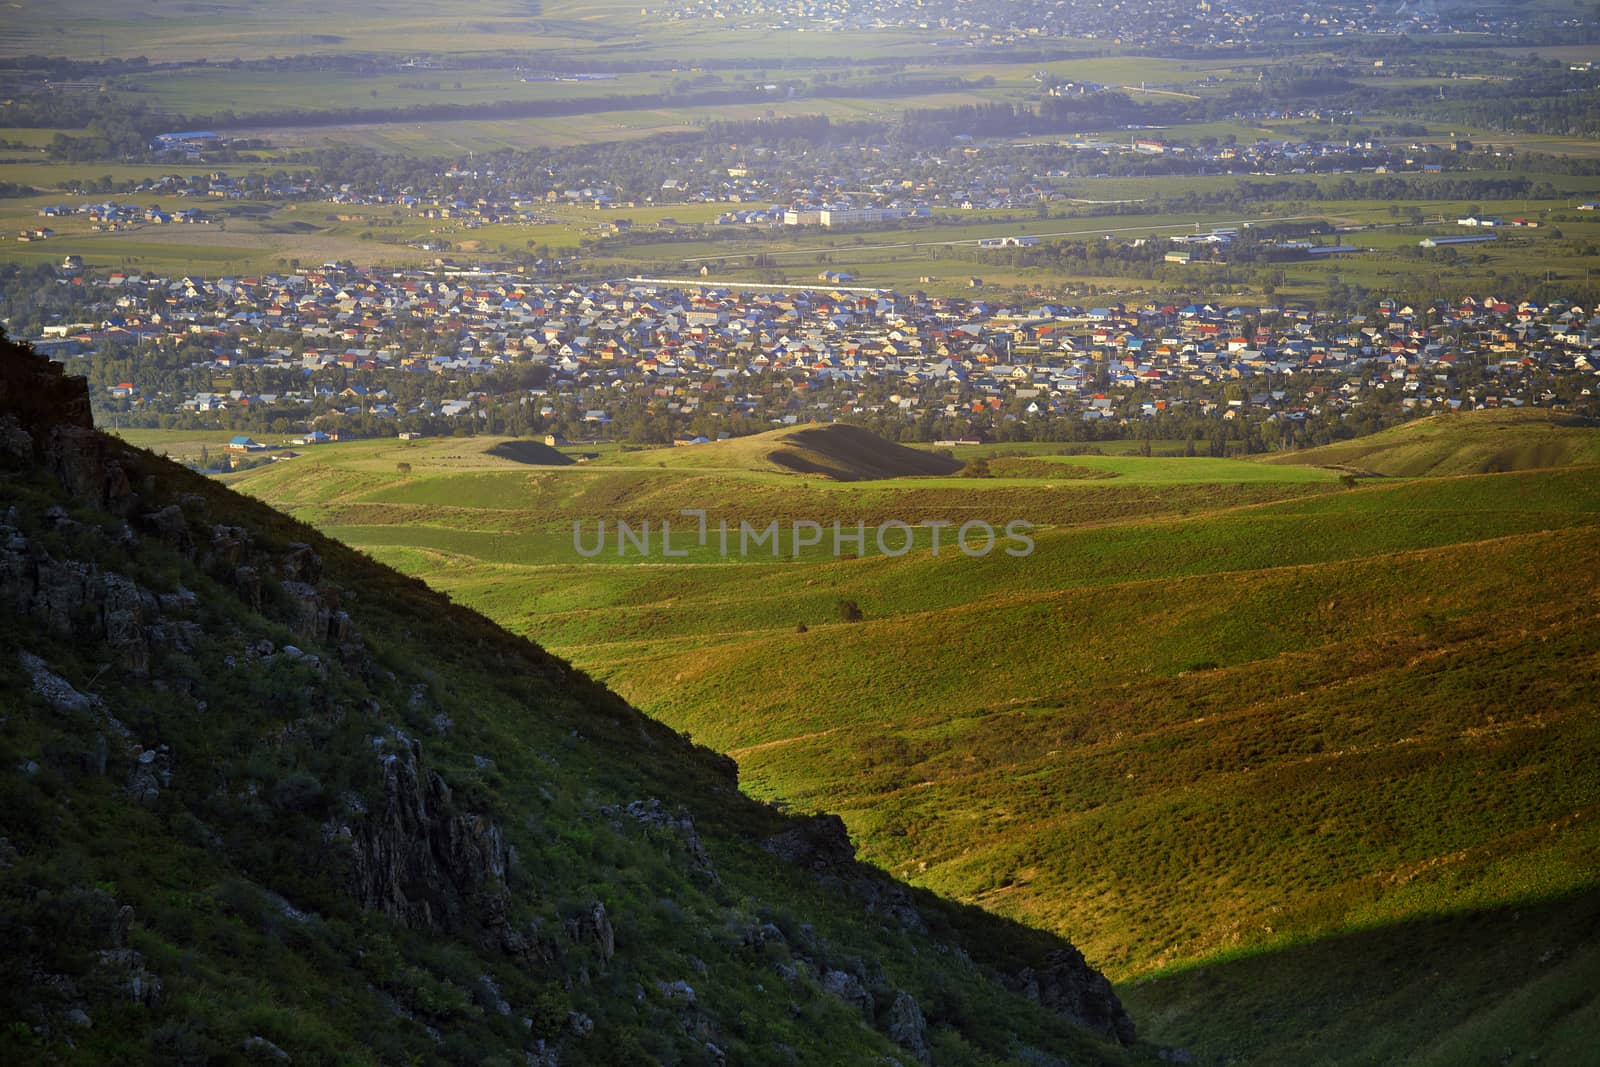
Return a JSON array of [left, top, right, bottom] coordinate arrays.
[[0, 338, 1134, 1064], [636, 423, 964, 481], [771, 424, 965, 480], [484, 438, 575, 466], [1264, 408, 1600, 477]]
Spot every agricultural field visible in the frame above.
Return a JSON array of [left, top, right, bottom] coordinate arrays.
[[0, 0, 952, 63], [12, 171, 1596, 299], [4, 0, 1599, 305]]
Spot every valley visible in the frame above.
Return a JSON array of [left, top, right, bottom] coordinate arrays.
[[222, 412, 1600, 1061], [6, 0, 1600, 1059]]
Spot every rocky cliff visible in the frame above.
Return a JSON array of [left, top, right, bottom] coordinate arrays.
[[0, 337, 1135, 1065]]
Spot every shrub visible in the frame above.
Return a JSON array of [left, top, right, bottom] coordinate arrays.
[[271, 772, 325, 814]]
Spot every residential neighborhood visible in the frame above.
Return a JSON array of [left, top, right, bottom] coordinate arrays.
[[13, 263, 1599, 452]]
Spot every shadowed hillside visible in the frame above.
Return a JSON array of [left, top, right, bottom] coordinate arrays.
[[1120, 888, 1600, 1064], [484, 439, 575, 466]]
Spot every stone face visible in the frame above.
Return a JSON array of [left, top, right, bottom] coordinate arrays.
[[347, 738, 512, 947]]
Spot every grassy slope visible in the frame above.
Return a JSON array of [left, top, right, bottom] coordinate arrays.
[[6, 415, 1143, 1062], [1122, 888, 1600, 1065], [1261, 408, 1600, 477], [226, 416, 1600, 1062]]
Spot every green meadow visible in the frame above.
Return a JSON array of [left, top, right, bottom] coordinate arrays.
[[215, 412, 1600, 1060]]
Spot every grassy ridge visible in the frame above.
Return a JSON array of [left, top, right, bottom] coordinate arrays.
[[1263, 409, 1600, 477], [330, 465, 1599, 648]]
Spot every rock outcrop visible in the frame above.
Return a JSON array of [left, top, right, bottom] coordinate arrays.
[[768, 817, 1134, 1045], [1011, 946, 1137, 1046], [885, 990, 931, 1064], [0, 346, 92, 442], [762, 814, 926, 932], [821, 968, 874, 1019], [763, 813, 858, 872], [566, 901, 616, 965], [347, 735, 512, 947]]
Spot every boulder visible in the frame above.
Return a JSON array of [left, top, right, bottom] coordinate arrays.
[[821, 970, 872, 1020], [763, 814, 856, 872], [567, 902, 615, 964]]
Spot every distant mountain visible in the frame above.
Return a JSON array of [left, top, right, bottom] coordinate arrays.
[[0, 336, 1136, 1065]]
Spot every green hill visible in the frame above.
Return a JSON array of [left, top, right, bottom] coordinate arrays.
[[1261, 408, 1600, 477], [615, 424, 965, 481], [0, 340, 1140, 1063], [227, 417, 1600, 1063]]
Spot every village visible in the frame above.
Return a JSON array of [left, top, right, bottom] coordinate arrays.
[[14, 262, 1599, 452], [654, 0, 1538, 50]]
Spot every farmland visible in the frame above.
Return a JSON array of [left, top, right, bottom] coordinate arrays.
[[3, 0, 1598, 302]]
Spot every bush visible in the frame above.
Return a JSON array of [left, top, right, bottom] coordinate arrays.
[[270, 772, 325, 814]]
